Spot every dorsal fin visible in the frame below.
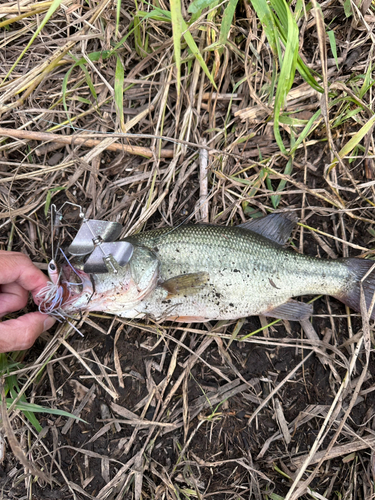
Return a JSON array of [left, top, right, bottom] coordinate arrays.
[[238, 213, 298, 245]]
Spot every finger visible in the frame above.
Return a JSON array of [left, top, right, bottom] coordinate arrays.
[[0, 313, 56, 353], [0, 251, 49, 296], [0, 283, 29, 317]]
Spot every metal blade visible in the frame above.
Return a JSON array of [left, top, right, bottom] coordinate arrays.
[[68, 220, 123, 256], [83, 241, 134, 273]]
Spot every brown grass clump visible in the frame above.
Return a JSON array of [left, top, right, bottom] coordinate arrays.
[[1, 0, 375, 498]]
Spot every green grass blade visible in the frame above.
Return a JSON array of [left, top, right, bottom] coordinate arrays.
[[275, 9, 322, 92], [3, 370, 41, 432], [270, 156, 293, 208], [134, 14, 144, 57], [115, 55, 125, 131], [328, 113, 375, 173], [328, 30, 339, 69], [136, 7, 216, 89], [332, 106, 362, 128], [74, 96, 92, 104], [290, 109, 322, 154], [69, 50, 112, 66], [44, 187, 67, 217], [252, 0, 322, 92], [344, 0, 352, 17], [271, 0, 288, 26], [337, 114, 375, 160], [135, 9, 171, 24], [4, 0, 63, 82], [79, 63, 98, 104], [62, 65, 77, 123], [170, 0, 183, 98], [360, 62, 373, 98], [21, 409, 42, 432], [6, 400, 86, 422], [116, 0, 121, 37], [219, 0, 240, 46], [251, 0, 322, 151], [62, 51, 111, 123], [188, 0, 212, 14], [266, 176, 275, 200], [294, 0, 305, 20], [182, 24, 217, 89], [295, 59, 323, 92], [272, 2, 299, 153], [249, 0, 278, 54]]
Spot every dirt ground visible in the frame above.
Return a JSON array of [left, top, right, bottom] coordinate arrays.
[[1, 0, 375, 498]]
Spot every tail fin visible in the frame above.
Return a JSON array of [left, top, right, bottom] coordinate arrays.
[[335, 258, 375, 320]]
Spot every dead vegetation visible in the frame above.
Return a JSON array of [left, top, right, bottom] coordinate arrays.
[[1, 0, 375, 498]]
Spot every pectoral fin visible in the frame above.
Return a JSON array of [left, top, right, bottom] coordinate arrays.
[[161, 272, 209, 298], [264, 300, 313, 321]]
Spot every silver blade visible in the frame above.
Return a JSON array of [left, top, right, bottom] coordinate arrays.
[[83, 241, 134, 273], [68, 220, 123, 256]]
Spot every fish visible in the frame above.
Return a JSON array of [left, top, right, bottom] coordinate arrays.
[[36, 213, 375, 322]]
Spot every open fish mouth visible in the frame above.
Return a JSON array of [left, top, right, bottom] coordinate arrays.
[[36, 264, 94, 317]]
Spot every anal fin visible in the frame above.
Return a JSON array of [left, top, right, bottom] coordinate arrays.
[[161, 272, 209, 299], [165, 315, 210, 322], [264, 299, 313, 321]]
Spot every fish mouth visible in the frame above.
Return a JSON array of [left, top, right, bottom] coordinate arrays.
[[59, 264, 94, 311], [36, 262, 94, 316]]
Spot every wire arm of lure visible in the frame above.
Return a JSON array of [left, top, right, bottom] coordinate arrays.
[[50, 202, 85, 261]]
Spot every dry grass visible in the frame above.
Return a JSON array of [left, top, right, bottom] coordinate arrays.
[[1, 0, 375, 498]]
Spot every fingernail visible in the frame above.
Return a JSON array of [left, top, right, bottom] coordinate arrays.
[[43, 316, 56, 331]]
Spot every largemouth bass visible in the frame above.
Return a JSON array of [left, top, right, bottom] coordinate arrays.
[[37, 214, 375, 322]]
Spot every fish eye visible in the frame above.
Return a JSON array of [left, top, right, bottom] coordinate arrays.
[[49, 262, 56, 271]]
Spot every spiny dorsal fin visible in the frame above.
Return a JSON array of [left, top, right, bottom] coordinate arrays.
[[161, 272, 210, 299], [238, 213, 298, 246]]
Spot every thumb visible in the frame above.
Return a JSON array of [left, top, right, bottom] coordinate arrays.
[[0, 313, 56, 353]]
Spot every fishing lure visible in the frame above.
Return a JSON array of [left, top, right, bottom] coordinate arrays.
[[36, 202, 134, 326]]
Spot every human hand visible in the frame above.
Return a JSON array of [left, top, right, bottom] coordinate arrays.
[[0, 251, 56, 352]]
